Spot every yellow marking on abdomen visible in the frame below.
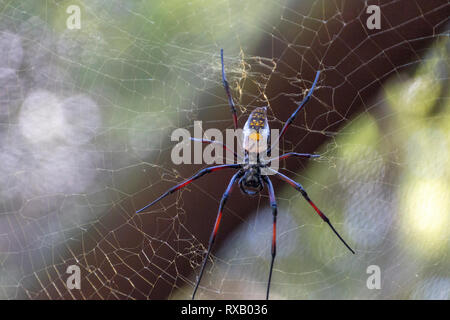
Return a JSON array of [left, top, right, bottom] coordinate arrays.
[[249, 132, 262, 141]]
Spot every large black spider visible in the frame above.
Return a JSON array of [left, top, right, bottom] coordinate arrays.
[[136, 49, 355, 300]]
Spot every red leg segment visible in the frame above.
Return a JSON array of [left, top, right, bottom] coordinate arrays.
[[136, 164, 241, 213], [273, 170, 355, 254], [263, 176, 278, 300], [192, 170, 243, 299]]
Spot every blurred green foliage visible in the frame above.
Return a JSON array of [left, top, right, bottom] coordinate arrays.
[[272, 37, 450, 299]]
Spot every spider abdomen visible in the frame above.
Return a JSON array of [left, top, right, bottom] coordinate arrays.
[[243, 106, 270, 153]]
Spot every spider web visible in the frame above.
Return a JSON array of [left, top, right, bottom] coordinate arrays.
[[0, 0, 449, 299]]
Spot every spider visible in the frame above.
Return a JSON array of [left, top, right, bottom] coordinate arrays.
[[136, 49, 355, 300]]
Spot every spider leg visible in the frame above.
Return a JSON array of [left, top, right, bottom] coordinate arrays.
[[267, 70, 320, 155], [190, 137, 238, 159], [262, 175, 277, 300], [221, 49, 238, 129], [136, 164, 241, 213], [272, 170, 355, 254], [192, 170, 243, 299], [270, 152, 320, 162]]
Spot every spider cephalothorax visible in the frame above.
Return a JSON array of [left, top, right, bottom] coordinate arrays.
[[136, 49, 355, 300], [239, 164, 264, 195]]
